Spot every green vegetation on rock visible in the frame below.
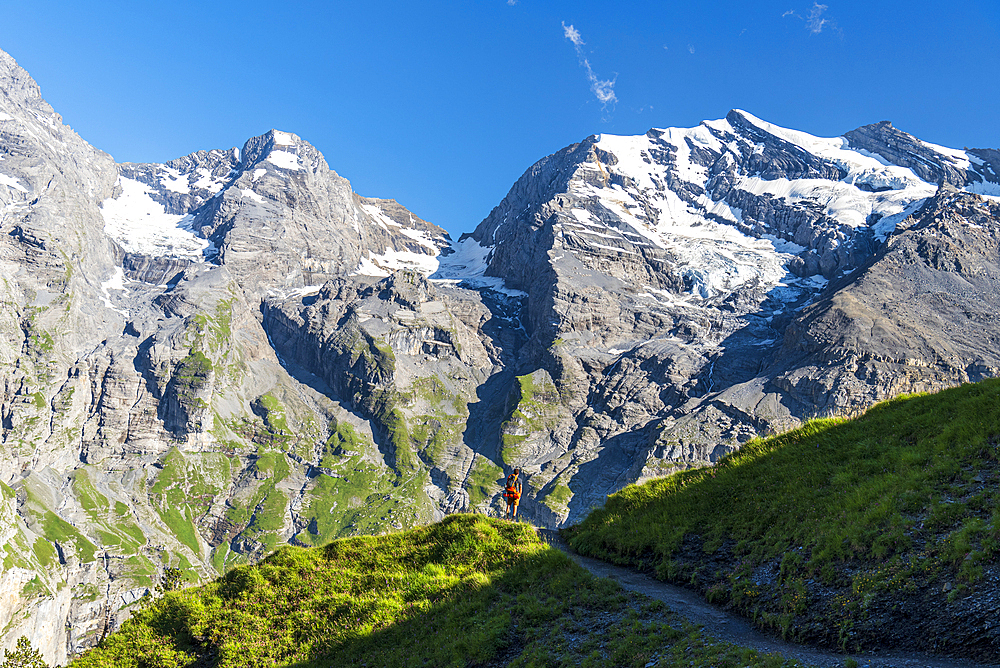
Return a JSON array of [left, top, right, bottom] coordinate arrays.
[[499, 370, 561, 466], [174, 350, 213, 390], [465, 457, 503, 506], [320, 418, 366, 468], [151, 449, 231, 555], [295, 453, 428, 545], [70, 515, 809, 668], [543, 481, 573, 511], [250, 393, 293, 446], [40, 511, 96, 563], [226, 449, 291, 553], [31, 538, 56, 569]]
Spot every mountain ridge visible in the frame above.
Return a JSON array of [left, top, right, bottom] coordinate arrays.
[[1, 45, 1000, 663]]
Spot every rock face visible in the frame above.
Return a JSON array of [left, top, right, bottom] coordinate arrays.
[[449, 109, 1000, 521], [774, 186, 1000, 409], [2, 48, 1000, 663]]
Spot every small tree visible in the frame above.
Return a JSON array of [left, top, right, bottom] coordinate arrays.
[[2, 636, 47, 668], [157, 567, 184, 594]]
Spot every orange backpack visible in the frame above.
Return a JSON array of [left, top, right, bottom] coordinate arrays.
[[502, 473, 521, 502]]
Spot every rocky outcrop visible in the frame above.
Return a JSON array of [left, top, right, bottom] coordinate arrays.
[[845, 121, 968, 187], [772, 186, 1000, 413]]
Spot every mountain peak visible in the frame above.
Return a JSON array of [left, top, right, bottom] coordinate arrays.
[[0, 48, 43, 108]]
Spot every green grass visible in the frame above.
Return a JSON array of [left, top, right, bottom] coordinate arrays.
[[500, 371, 561, 466], [320, 419, 367, 468], [41, 511, 96, 563], [566, 378, 1000, 647], [224, 451, 291, 552], [253, 393, 292, 444], [71, 515, 811, 668], [151, 449, 231, 555], [294, 454, 429, 545], [32, 537, 56, 569], [466, 456, 503, 506], [543, 481, 573, 511], [175, 350, 213, 383]]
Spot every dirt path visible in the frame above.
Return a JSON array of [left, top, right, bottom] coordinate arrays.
[[537, 530, 999, 668]]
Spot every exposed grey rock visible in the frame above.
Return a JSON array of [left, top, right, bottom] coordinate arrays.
[[772, 186, 1000, 414]]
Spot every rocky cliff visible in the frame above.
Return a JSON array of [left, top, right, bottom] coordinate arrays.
[[1, 47, 1000, 663]]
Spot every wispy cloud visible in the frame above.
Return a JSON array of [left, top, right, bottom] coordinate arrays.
[[562, 22, 618, 107], [784, 2, 842, 36], [806, 3, 829, 33], [507, 0, 517, 5]]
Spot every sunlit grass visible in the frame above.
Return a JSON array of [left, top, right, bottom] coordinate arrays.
[[72, 514, 812, 668]]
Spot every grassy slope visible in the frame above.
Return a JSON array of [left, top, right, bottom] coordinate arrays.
[[566, 379, 1000, 655], [72, 515, 808, 668]]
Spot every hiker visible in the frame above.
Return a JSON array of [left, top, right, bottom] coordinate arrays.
[[502, 468, 522, 520]]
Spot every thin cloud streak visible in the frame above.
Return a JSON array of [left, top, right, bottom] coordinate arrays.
[[561, 22, 617, 107], [806, 3, 829, 33], [784, 2, 842, 36]]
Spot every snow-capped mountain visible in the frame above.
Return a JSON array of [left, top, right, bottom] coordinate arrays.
[[102, 128, 450, 290], [449, 109, 1000, 518], [2, 44, 1000, 664]]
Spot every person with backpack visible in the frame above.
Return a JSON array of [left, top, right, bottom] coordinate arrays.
[[502, 468, 522, 520]]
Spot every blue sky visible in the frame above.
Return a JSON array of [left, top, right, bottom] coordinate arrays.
[[1, 0, 997, 237]]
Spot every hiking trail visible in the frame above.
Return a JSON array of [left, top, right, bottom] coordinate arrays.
[[537, 529, 999, 668]]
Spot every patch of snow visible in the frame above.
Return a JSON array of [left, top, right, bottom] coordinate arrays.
[[267, 283, 324, 300], [267, 150, 300, 170], [361, 203, 401, 229], [571, 208, 596, 225], [272, 130, 295, 146], [966, 180, 1000, 197], [872, 198, 928, 241], [160, 167, 190, 194], [0, 173, 27, 193], [433, 237, 492, 279], [100, 177, 212, 259], [920, 140, 971, 171], [252, 168, 267, 181], [100, 267, 128, 315], [589, 241, 638, 255], [192, 168, 224, 192], [240, 188, 265, 204], [397, 227, 439, 250], [799, 274, 829, 289], [368, 247, 439, 275], [762, 235, 806, 255], [0, 112, 13, 122], [430, 237, 527, 296], [351, 255, 391, 278]]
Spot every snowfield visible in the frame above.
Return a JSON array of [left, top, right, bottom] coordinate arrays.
[[100, 177, 214, 259]]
